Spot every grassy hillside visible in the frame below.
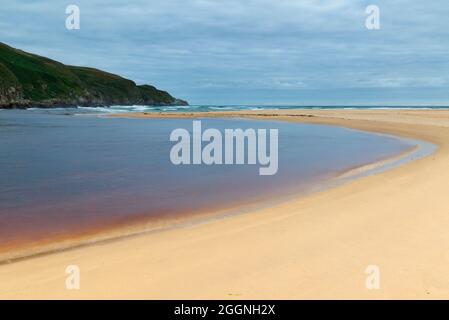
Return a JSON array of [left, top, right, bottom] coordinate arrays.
[[0, 42, 187, 108]]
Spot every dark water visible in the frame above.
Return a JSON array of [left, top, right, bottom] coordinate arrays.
[[0, 110, 415, 257]]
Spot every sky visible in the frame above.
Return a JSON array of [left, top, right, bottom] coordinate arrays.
[[1, 0, 449, 105]]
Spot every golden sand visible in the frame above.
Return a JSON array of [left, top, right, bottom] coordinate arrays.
[[1, 109, 449, 299]]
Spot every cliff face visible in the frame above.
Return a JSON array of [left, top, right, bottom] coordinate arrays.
[[0, 42, 188, 108]]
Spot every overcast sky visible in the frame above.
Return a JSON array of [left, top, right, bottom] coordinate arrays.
[[1, 0, 448, 105]]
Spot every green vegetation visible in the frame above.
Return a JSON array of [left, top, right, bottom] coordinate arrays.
[[0, 42, 187, 108]]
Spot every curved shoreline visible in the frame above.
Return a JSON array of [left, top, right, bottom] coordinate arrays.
[[1, 109, 449, 299], [0, 116, 429, 265]]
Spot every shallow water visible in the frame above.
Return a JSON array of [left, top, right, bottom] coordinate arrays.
[[0, 109, 416, 257]]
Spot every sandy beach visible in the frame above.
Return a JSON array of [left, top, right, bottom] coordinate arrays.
[[1, 109, 449, 299]]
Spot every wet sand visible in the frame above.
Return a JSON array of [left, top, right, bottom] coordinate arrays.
[[1, 109, 449, 299]]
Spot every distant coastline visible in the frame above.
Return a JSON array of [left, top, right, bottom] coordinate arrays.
[[0, 42, 188, 109]]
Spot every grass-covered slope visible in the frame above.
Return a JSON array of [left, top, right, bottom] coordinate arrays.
[[0, 42, 187, 108]]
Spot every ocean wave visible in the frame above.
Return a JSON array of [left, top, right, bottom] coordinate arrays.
[[77, 105, 160, 114], [209, 106, 239, 110], [17, 104, 449, 116]]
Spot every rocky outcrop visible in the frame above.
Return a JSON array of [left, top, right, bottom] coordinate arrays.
[[0, 42, 188, 109]]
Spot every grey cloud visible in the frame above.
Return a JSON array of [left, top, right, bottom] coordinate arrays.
[[0, 0, 448, 105]]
